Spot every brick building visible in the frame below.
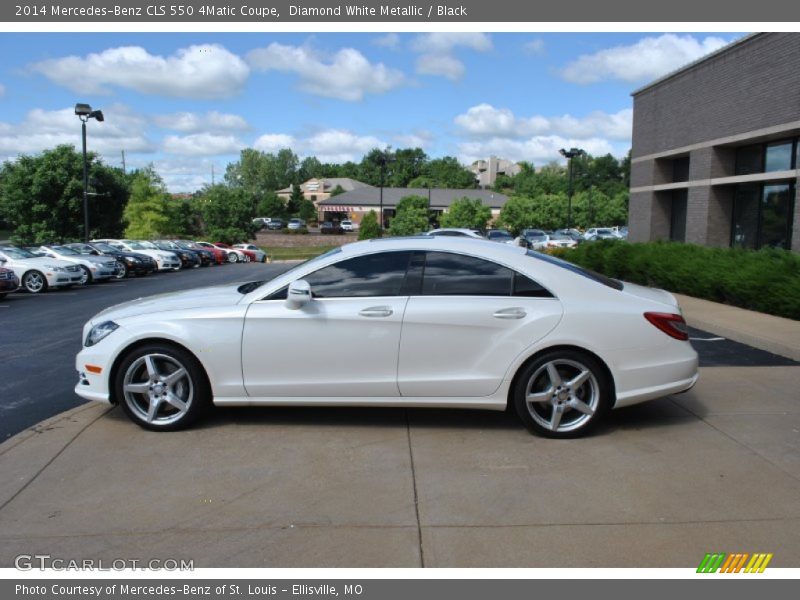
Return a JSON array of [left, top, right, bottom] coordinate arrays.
[[629, 33, 799, 252]]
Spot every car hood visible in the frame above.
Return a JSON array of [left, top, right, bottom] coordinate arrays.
[[92, 283, 245, 322], [621, 281, 679, 310], [4, 256, 76, 269]]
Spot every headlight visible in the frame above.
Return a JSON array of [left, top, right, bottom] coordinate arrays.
[[46, 264, 65, 272], [125, 256, 139, 264], [85, 321, 119, 347]]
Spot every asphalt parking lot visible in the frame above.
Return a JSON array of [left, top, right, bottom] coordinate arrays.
[[1, 265, 798, 567]]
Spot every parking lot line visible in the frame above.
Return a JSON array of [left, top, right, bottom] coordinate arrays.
[[690, 336, 726, 341]]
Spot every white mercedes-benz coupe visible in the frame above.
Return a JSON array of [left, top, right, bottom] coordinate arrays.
[[75, 237, 698, 437]]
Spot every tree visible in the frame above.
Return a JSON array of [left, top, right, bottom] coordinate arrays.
[[164, 196, 204, 238], [123, 167, 172, 239], [388, 148, 427, 187], [388, 195, 430, 236], [358, 210, 381, 240], [297, 198, 317, 222], [330, 184, 345, 197], [286, 183, 304, 216], [298, 156, 324, 182], [257, 191, 286, 219], [224, 148, 298, 212], [0, 145, 128, 243], [439, 197, 492, 230], [498, 193, 569, 234], [421, 156, 476, 188], [198, 184, 256, 244]]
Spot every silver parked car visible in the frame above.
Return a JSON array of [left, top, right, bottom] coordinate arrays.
[[37, 245, 119, 285]]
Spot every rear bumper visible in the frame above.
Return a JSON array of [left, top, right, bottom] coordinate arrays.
[[612, 344, 699, 408]]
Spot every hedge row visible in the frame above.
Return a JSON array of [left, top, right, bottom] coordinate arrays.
[[550, 241, 800, 320]]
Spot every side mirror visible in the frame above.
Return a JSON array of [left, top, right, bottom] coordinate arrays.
[[286, 279, 312, 310]]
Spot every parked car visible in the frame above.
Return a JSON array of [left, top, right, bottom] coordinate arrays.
[[36, 245, 118, 285], [66, 242, 157, 278], [544, 233, 578, 249], [151, 240, 201, 269], [182, 241, 228, 265], [172, 240, 217, 266], [583, 228, 617, 241], [422, 228, 484, 239], [0, 266, 20, 299], [287, 218, 306, 231], [0, 246, 83, 293], [214, 242, 255, 263], [554, 229, 584, 243], [74, 237, 698, 437], [266, 219, 284, 231], [194, 241, 237, 263], [320, 221, 344, 235], [233, 244, 268, 262], [93, 239, 182, 272], [486, 229, 516, 244], [252, 217, 274, 230], [518, 229, 549, 250], [341, 220, 358, 232]]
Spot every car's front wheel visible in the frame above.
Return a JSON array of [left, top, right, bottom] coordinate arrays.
[[22, 270, 48, 294], [114, 262, 127, 280], [227, 252, 239, 263], [513, 350, 609, 438], [78, 265, 92, 285], [116, 344, 211, 431]]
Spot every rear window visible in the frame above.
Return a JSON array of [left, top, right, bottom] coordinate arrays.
[[526, 250, 623, 291]]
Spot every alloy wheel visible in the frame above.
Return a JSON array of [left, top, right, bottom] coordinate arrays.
[[122, 353, 194, 426], [23, 271, 45, 293], [523, 358, 600, 434]]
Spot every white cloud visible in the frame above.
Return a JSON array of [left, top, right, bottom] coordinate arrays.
[[306, 129, 385, 163], [253, 133, 296, 153], [410, 33, 492, 81], [416, 54, 465, 81], [0, 104, 154, 157], [410, 33, 492, 54], [373, 33, 400, 48], [523, 39, 545, 56], [147, 157, 219, 192], [458, 136, 615, 166], [560, 34, 730, 84], [454, 104, 632, 141], [31, 44, 250, 99], [155, 111, 249, 134], [394, 131, 434, 149], [247, 43, 405, 101], [162, 133, 242, 156]]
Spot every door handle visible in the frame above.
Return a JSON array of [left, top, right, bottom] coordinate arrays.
[[359, 306, 393, 318], [493, 307, 526, 319]]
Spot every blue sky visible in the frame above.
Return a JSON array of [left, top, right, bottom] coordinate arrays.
[[0, 32, 742, 191]]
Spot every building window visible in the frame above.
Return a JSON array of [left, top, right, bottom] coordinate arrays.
[[732, 182, 795, 250], [764, 141, 793, 172], [670, 190, 687, 242], [672, 157, 690, 182], [735, 144, 763, 175]]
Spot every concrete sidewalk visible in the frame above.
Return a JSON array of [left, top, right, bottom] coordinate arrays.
[[675, 293, 800, 361], [1, 297, 798, 568]]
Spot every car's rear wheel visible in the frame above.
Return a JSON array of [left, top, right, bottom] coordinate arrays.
[[513, 350, 609, 438], [116, 344, 211, 431], [22, 270, 48, 294]]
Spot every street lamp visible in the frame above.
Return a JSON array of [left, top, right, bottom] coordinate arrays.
[[375, 150, 395, 231], [559, 147, 584, 230], [75, 103, 104, 242]]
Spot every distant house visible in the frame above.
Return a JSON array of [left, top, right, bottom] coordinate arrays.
[[318, 187, 509, 226], [469, 156, 522, 188], [276, 177, 372, 206]]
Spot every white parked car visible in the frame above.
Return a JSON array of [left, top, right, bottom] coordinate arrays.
[[341, 220, 358, 232], [544, 234, 578, 250], [75, 237, 698, 437], [233, 244, 268, 263], [37, 245, 119, 284], [93, 239, 181, 272], [0, 246, 83, 293], [287, 218, 306, 230]]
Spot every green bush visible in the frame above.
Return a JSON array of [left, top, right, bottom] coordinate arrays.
[[358, 210, 382, 240], [550, 241, 800, 320]]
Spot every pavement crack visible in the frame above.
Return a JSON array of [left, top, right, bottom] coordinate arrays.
[[405, 409, 425, 568], [0, 407, 111, 515]]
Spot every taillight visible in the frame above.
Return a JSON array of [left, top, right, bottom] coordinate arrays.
[[644, 312, 689, 341]]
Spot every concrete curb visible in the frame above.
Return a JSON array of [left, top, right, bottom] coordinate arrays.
[[675, 293, 800, 362]]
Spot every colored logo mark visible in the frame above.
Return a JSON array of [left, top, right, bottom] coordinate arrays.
[[697, 553, 773, 573]]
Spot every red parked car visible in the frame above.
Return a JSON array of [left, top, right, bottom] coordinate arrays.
[[214, 242, 256, 263], [187, 241, 229, 265]]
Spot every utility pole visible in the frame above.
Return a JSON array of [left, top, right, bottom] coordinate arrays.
[[121, 150, 126, 174]]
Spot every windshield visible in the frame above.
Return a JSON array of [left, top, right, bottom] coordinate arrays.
[[526, 249, 623, 291], [50, 245, 79, 255], [94, 243, 117, 253], [138, 241, 158, 249], [125, 241, 145, 250], [0, 247, 35, 259], [175, 241, 194, 249], [489, 231, 513, 240], [523, 230, 546, 238]]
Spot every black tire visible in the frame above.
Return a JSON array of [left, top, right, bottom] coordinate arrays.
[[115, 343, 211, 432], [513, 350, 609, 439], [227, 252, 239, 263], [114, 262, 128, 280], [22, 270, 48, 294], [78, 265, 92, 285]]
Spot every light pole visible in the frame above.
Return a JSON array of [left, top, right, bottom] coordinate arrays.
[[559, 147, 584, 230], [376, 150, 395, 231], [75, 103, 104, 242]]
